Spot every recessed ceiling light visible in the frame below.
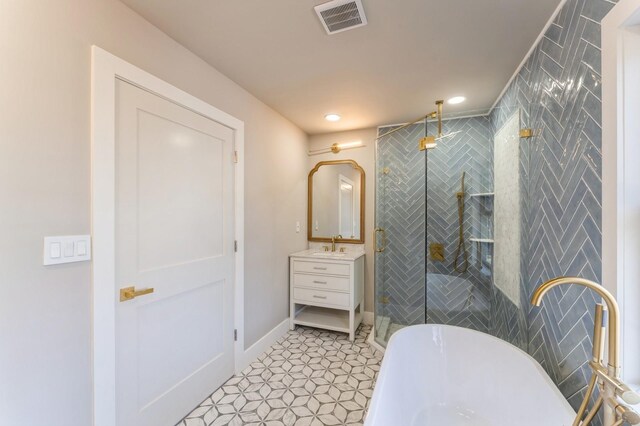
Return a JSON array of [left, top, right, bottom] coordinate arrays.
[[325, 114, 341, 122], [448, 96, 466, 105]]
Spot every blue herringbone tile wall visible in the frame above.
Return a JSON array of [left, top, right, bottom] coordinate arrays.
[[490, 0, 617, 418], [376, 0, 617, 416], [375, 124, 426, 326]]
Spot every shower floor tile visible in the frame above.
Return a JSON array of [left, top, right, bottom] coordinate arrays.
[[177, 324, 382, 426]]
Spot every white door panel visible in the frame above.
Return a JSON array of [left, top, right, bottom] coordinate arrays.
[[115, 80, 235, 426], [135, 280, 225, 408], [136, 110, 225, 270]]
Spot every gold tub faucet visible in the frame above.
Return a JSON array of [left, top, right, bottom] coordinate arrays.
[[531, 277, 640, 426]]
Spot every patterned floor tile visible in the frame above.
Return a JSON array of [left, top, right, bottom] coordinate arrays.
[[177, 325, 382, 426]]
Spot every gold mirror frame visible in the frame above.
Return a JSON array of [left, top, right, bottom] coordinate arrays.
[[308, 159, 365, 244]]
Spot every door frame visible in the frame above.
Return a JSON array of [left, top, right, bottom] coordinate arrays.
[[90, 46, 245, 426], [602, 0, 640, 386]]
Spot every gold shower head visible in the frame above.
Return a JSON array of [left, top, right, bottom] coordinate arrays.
[[419, 136, 437, 150], [419, 100, 446, 151]]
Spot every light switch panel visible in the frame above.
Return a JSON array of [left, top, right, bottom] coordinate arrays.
[[44, 235, 91, 265]]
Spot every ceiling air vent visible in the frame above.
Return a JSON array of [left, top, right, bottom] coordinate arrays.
[[314, 0, 368, 35]]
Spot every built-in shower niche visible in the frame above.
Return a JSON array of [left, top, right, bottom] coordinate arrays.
[[469, 193, 494, 278]]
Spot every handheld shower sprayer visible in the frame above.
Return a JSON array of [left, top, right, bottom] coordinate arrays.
[[453, 172, 469, 273]]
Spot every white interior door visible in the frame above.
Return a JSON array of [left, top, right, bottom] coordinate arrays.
[[115, 80, 235, 426]]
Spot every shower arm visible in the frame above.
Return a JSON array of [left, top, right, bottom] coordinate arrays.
[[376, 112, 437, 141], [376, 100, 445, 143]]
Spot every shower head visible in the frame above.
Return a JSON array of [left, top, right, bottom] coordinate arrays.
[[419, 131, 462, 151], [412, 100, 460, 151], [436, 131, 462, 141], [419, 136, 437, 150]]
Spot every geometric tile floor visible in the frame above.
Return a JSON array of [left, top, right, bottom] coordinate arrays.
[[177, 325, 383, 426]]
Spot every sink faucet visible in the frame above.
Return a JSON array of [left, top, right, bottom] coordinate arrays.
[[531, 277, 640, 426], [331, 235, 342, 252]]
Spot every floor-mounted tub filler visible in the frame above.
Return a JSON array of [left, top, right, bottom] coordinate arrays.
[[366, 276, 640, 426], [364, 324, 575, 426]]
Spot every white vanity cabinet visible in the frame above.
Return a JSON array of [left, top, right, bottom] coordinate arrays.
[[289, 250, 365, 341]]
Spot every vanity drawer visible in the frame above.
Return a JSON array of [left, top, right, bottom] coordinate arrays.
[[293, 287, 349, 308], [293, 260, 350, 276], [293, 273, 350, 292]]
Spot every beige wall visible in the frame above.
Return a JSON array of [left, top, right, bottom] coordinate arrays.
[[308, 128, 377, 313], [0, 1, 307, 425]]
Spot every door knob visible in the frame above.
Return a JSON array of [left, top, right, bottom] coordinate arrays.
[[119, 286, 154, 302]]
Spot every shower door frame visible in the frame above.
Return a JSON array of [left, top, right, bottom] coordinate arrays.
[[372, 121, 428, 348], [372, 126, 384, 348]]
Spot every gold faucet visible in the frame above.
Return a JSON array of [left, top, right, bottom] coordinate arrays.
[[331, 235, 342, 252], [531, 277, 640, 426]]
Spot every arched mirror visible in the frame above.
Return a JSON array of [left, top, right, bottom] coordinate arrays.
[[308, 160, 365, 244]]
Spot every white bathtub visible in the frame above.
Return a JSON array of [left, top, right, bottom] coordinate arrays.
[[365, 325, 575, 426]]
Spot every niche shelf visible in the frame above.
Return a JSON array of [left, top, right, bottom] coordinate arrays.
[[470, 237, 494, 243], [470, 192, 494, 197]]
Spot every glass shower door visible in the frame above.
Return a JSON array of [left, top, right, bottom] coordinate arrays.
[[374, 124, 426, 347], [424, 116, 494, 333]]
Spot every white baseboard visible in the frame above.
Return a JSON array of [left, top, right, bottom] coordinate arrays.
[[236, 318, 290, 373], [363, 311, 374, 325]]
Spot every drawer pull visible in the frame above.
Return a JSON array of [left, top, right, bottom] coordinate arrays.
[[313, 267, 327, 271], [313, 280, 327, 284], [313, 295, 327, 300]]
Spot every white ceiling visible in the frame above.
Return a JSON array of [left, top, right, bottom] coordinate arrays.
[[120, 0, 562, 134]]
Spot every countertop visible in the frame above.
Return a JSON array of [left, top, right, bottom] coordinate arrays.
[[289, 249, 365, 261]]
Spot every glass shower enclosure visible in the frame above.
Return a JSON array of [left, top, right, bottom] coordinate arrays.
[[374, 117, 496, 346]]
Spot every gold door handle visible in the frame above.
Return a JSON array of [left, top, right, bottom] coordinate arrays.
[[375, 227, 387, 253], [120, 286, 155, 302]]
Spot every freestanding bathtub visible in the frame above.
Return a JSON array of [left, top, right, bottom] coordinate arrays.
[[365, 325, 575, 426]]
